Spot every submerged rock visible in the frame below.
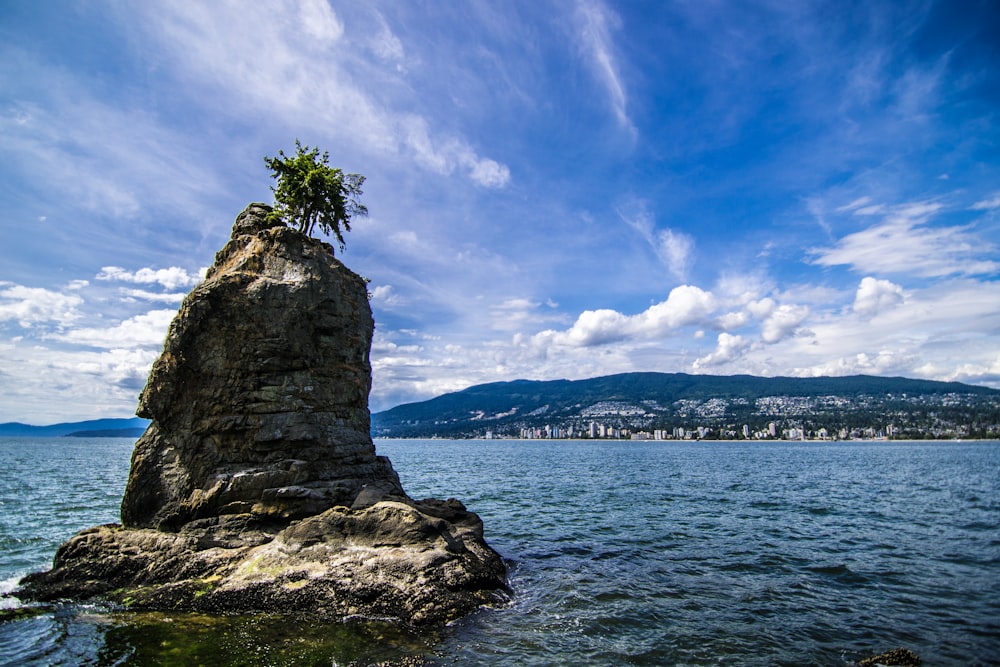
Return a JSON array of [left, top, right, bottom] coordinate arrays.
[[17, 203, 509, 626], [856, 647, 921, 666]]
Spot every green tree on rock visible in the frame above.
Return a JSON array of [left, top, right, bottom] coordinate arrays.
[[264, 140, 368, 252]]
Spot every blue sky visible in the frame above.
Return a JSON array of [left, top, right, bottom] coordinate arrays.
[[2, 0, 999, 423]]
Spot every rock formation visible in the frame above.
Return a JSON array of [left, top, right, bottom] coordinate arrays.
[[17, 204, 509, 626]]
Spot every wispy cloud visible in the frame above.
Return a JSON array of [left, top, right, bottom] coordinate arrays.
[[971, 194, 1000, 211], [810, 201, 999, 277], [136, 2, 510, 189], [620, 204, 695, 281], [0, 62, 224, 225], [573, 0, 635, 136]]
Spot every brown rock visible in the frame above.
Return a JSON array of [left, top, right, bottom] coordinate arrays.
[[17, 203, 509, 626]]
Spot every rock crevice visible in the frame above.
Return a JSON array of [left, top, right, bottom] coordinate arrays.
[[17, 203, 509, 626]]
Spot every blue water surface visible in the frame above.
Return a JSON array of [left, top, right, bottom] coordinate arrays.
[[1, 437, 998, 666]]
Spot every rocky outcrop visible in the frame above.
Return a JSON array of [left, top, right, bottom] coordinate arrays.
[[17, 203, 509, 626], [121, 202, 401, 530]]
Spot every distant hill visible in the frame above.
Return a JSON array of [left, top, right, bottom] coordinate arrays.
[[371, 372, 1000, 439], [0, 417, 150, 438]]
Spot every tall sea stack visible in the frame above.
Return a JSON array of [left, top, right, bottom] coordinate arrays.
[[17, 204, 509, 626]]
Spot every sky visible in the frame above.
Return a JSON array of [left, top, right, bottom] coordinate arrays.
[[1, 0, 999, 424]]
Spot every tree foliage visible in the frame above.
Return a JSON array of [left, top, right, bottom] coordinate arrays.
[[264, 141, 368, 251]]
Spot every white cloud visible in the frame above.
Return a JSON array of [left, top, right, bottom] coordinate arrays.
[[0, 64, 225, 226], [140, 2, 509, 189], [119, 289, 187, 304], [639, 285, 716, 330], [370, 11, 404, 63], [0, 340, 158, 422], [0, 284, 83, 327], [746, 297, 776, 319], [488, 298, 565, 332], [574, 0, 634, 135], [971, 194, 1000, 211], [852, 276, 903, 317], [370, 284, 400, 307], [761, 278, 1000, 386], [532, 285, 715, 348], [96, 266, 204, 290], [298, 0, 344, 42], [400, 115, 511, 187], [467, 157, 511, 188], [655, 229, 695, 281], [621, 204, 694, 280], [716, 311, 749, 330], [693, 333, 751, 368], [855, 204, 886, 216], [794, 350, 915, 379], [760, 304, 809, 343], [810, 201, 999, 277], [52, 309, 175, 349], [836, 196, 872, 212]]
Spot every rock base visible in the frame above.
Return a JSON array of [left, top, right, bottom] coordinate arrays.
[[18, 498, 509, 627]]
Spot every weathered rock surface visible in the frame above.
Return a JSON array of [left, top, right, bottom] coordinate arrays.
[[16, 203, 509, 626]]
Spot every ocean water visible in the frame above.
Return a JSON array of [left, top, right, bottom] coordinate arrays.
[[1, 437, 998, 666]]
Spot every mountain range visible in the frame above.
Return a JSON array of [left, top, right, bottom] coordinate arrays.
[[0, 417, 150, 438], [371, 372, 1000, 439]]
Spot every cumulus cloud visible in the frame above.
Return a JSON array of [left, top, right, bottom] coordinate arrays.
[[693, 333, 751, 368], [760, 304, 809, 344], [96, 266, 204, 290], [810, 201, 999, 277], [0, 284, 83, 327], [716, 311, 749, 330], [794, 350, 914, 379], [746, 297, 776, 319], [852, 276, 904, 317], [532, 285, 715, 348]]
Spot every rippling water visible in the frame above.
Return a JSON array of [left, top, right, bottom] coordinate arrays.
[[1, 437, 998, 666]]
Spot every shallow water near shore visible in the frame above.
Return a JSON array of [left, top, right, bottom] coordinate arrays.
[[1, 437, 998, 666]]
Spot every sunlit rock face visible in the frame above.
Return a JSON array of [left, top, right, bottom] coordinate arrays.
[[18, 203, 509, 626]]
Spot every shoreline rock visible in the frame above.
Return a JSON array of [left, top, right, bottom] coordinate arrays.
[[15, 203, 509, 626]]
